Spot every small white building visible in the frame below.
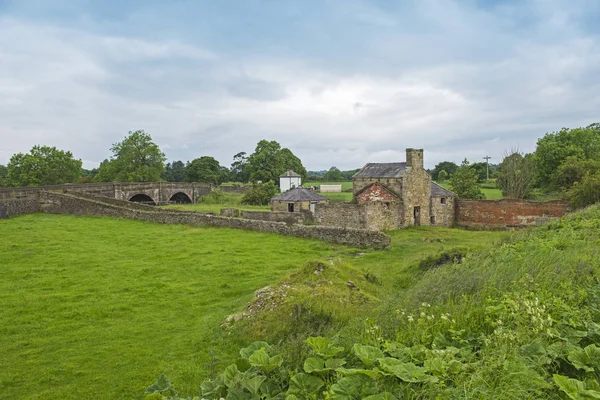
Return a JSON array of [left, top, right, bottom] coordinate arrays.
[[279, 169, 301, 192]]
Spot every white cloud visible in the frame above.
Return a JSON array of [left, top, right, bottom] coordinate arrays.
[[0, 0, 599, 172]]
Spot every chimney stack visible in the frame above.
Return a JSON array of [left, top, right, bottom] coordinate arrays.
[[406, 148, 424, 169]]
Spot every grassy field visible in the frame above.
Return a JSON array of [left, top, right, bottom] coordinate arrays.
[[0, 214, 508, 399]]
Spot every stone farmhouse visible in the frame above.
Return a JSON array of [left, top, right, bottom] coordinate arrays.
[[353, 148, 456, 227]]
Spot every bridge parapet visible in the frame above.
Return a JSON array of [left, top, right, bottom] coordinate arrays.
[[0, 182, 213, 204]]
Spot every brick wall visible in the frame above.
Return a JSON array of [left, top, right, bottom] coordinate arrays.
[[456, 199, 570, 228], [356, 183, 398, 203]]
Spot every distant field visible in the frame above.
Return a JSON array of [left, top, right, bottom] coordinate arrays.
[[304, 181, 354, 202], [435, 181, 504, 200], [0, 214, 509, 399]]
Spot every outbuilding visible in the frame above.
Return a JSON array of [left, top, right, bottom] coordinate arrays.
[[279, 169, 301, 192], [271, 188, 329, 213]]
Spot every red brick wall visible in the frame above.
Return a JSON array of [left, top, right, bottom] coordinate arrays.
[[356, 183, 399, 204], [456, 199, 570, 228]]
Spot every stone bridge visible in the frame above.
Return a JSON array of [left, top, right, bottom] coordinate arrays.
[[0, 182, 213, 205]]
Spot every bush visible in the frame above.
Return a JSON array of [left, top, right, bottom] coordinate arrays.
[[565, 172, 600, 208], [241, 182, 278, 206]]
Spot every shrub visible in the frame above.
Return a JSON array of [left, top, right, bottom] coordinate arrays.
[[241, 182, 278, 206]]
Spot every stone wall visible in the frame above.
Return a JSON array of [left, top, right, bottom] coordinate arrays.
[[0, 198, 40, 218], [430, 196, 455, 227], [456, 199, 570, 228], [218, 185, 251, 194], [241, 210, 312, 225], [32, 191, 391, 248], [401, 167, 432, 227], [271, 200, 325, 213], [314, 202, 401, 231]]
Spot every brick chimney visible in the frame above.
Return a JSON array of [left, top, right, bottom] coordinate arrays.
[[406, 148, 424, 170]]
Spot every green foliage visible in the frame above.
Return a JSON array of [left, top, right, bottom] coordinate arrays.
[[565, 172, 600, 208], [535, 123, 600, 188], [95, 130, 166, 182], [470, 161, 490, 182], [162, 161, 187, 182], [230, 152, 250, 183], [246, 140, 307, 183], [449, 159, 485, 199], [323, 166, 342, 181], [5, 145, 82, 187], [241, 182, 279, 206], [431, 161, 459, 181], [496, 151, 536, 199], [0, 164, 8, 186], [185, 156, 228, 184], [437, 170, 448, 182]]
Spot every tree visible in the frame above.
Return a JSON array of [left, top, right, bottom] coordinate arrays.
[[186, 156, 228, 184], [438, 170, 448, 182], [535, 123, 600, 188], [431, 161, 459, 181], [323, 166, 342, 181], [0, 165, 7, 187], [551, 156, 600, 191], [230, 152, 250, 183], [241, 182, 279, 206], [162, 161, 187, 182], [496, 151, 536, 199], [246, 140, 307, 183], [470, 162, 490, 182], [95, 130, 166, 182], [565, 172, 600, 208], [450, 159, 485, 199], [279, 148, 308, 182], [6, 145, 82, 187]]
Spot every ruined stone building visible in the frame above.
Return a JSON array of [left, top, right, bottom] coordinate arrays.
[[271, 187, 328, 213], [353, 148, 456, 227]]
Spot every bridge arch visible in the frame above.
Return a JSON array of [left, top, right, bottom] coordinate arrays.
[[129, 193, 156, 206], [169, 192, 192, 204]]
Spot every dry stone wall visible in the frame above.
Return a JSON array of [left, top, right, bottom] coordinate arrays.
[[28, 192, 391, 249], [0, 198, 40, 218], [430, 196, 455, 227]]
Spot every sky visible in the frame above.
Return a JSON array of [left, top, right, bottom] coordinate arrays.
[[1, 0, 599, 171]]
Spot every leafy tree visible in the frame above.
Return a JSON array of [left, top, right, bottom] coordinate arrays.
[[241, 182, 279, 206], [162, 161, 187, 182], [279, 148, 308, 182], [230, 152, 250, 183], [565, 172, 600, 208], [496, 151, 536, 199], [431, 161, 459, 181], [0, 164, 7, 187], [95, 130, 166, 182], [450, 159, 485, 199], [323, 166, 342, 181], [535, 123, 600, 188], [6, 145, 82, 187], [437, 170, 448, 182], [340, 168, 360, 181], [470, 162, 490, 182], [186, 156, 228, 184], [552, 156, 600, 191], [246, 140, 307, 183]]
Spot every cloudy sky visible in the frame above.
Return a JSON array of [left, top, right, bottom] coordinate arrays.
[[1, 0, 599, 170]]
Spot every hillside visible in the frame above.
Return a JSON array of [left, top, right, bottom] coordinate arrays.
[[193, 204, 600, 399]]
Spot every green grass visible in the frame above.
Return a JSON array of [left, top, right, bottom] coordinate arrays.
[[164, 190, 270, 214], [481, 187, 504, 199], [0, 214, 508, 399], [0, 214, 349, 399]]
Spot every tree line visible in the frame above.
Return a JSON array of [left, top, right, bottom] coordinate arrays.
[[429, 122, 600, 207], [0, 130, 309, 188]]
